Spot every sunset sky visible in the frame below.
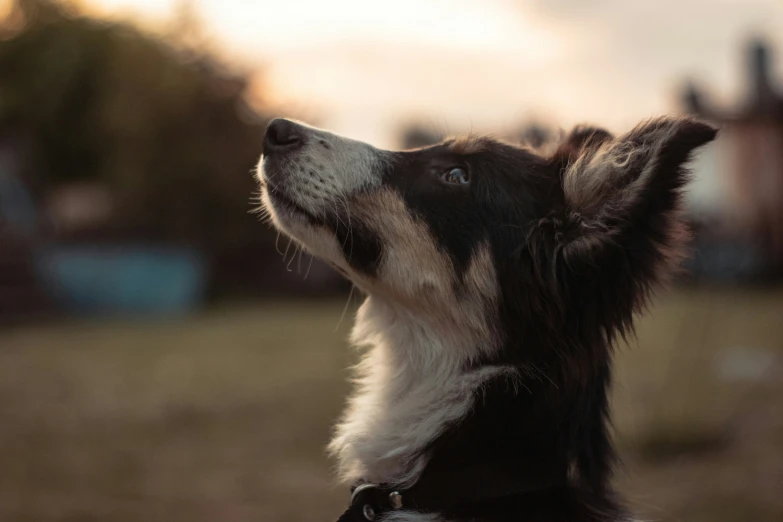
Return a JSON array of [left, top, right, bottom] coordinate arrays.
[[55, 0, 783, 146]]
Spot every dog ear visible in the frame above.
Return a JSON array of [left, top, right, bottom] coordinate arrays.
[[552, 117, 717, 329]]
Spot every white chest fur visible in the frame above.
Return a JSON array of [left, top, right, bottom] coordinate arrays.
[[328, 297, 512, 486]]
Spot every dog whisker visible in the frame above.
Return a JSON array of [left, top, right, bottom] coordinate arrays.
[[303, 252, 315, 281]]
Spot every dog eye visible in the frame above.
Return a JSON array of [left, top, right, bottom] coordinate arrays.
[[441, 167, 469, 186]]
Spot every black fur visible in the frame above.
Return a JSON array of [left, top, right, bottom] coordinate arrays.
[[347, 119, 717, 521], [263, 117, 717, 522]]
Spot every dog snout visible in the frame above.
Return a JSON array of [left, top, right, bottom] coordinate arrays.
[[263, 118, 305, 155]]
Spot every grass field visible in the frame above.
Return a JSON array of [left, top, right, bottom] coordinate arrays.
[[0, 288, 781, 522]]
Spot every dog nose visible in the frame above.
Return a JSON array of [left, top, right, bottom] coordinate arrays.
[[263, 118, 304, 155]]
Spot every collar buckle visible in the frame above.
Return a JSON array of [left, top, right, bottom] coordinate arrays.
[[349, 483, 405, 521]]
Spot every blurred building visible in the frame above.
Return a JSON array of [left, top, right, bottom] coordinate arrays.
[[684, 39, 783, 281]]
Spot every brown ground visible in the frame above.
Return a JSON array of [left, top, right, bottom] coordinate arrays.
[[0, 288, 781, 522]]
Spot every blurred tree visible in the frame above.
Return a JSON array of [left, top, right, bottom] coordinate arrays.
[[0, 0, 341, 298], [0, 0, 269, 247]]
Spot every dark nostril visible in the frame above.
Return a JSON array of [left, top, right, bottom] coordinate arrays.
[[263, 118, 304, 155]]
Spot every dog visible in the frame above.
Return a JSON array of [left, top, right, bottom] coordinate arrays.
[[256, 116, 717, 522]]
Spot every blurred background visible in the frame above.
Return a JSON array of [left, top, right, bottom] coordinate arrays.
[[0, 0, 782, 521]]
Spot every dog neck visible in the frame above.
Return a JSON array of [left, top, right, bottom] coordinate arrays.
[[328, 294, 512, 486], [328, 295, 626, 521]]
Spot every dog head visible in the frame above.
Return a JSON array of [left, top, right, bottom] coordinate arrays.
[[257, 117, 717, 359]]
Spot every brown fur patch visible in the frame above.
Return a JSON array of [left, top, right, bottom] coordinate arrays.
[[349, 188, 501, 356], [352, 188, 454, 305]]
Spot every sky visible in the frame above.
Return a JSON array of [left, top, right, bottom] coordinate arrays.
[[69, 0, 783, 147]]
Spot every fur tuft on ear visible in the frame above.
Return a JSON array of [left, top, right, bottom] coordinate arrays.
[[563, 118, 716, 218], [560, 117, 716, 251], [550, 117, 717, 337]]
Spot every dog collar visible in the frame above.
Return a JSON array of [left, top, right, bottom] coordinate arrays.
[[335, 459, 568, 521], [335, 483, 404, 522]]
